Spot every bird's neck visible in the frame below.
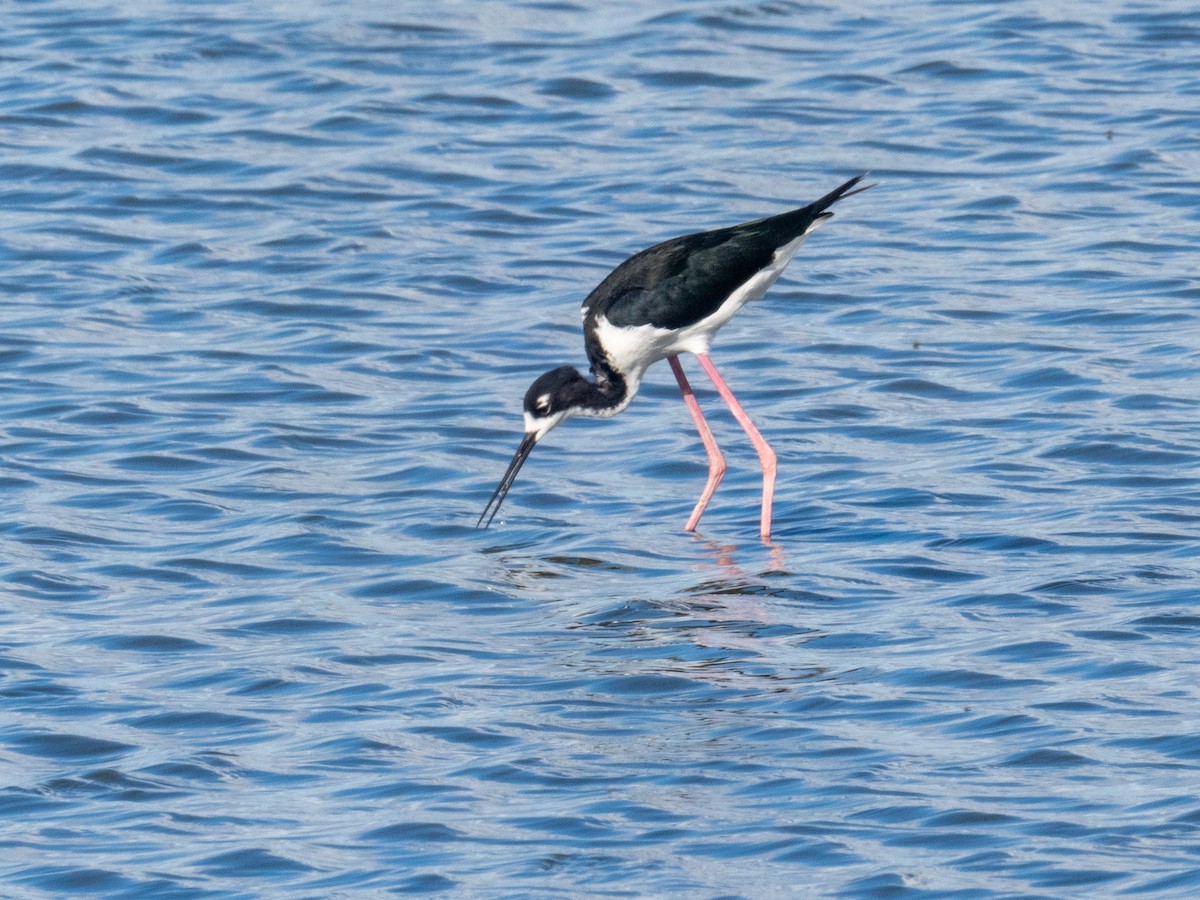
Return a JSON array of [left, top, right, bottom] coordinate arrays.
[[579, 361, 636, 419]]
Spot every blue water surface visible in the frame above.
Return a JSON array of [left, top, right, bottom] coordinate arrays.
[[2, 1, 1199, 896]]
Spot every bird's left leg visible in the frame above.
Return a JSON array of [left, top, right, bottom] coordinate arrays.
[[668, 355, 726, 532], [695, 353, 776, 542]]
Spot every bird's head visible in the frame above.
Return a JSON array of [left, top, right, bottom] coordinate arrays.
[[477, 366, 590, 529], [521, 365, 591, 439]]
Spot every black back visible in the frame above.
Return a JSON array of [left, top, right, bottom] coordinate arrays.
[[581, 175, 865, 335]]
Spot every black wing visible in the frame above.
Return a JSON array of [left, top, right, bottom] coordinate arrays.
[[581, 175, 867, 333]]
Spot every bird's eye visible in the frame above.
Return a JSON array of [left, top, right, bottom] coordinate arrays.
[[535, 394, 551, 414]]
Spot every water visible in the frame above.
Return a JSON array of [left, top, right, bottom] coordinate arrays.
[[2, 1, 1199, 895]]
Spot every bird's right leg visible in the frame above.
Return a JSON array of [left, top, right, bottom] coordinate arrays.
[[695, 353, 776, 543], [668, 354, 726, 532]]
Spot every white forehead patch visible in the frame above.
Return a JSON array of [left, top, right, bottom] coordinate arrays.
[[524, 408, 570, 441]]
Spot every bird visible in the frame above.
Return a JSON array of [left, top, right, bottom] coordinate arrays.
[[478, 174, 871, 542]]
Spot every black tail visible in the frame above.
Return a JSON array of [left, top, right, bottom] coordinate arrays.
[[756, 173, 873, 245], [809, 173, 875, 219]]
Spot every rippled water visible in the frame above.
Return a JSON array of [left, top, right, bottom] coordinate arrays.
[[3, 1, 1199, 896]]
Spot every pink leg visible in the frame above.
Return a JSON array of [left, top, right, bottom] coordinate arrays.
[[668, 355, 726, 532], [695, 353, 777, 542]]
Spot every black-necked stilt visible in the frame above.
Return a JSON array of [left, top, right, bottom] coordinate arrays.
[[479, 174, 871, 541]]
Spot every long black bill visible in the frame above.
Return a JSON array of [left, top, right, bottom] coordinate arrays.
[[477, 432, 537, 529]]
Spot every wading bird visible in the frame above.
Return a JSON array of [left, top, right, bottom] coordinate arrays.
[[478, 175, 870, 541]]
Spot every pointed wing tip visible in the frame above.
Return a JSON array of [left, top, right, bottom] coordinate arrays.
[[808, 174, 878, 218], [839, 178, 879, 200]]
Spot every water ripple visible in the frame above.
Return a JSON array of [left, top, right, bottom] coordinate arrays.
[[1, 0, 1199, 896]]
